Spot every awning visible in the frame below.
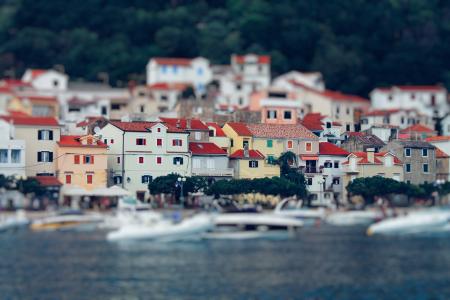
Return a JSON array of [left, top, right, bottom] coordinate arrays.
[[62, 185, 92, 196], [91, 185, 131, 197], [300, 155, 319, 161]]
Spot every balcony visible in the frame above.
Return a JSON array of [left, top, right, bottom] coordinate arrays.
[[192, 168, 234, 177], [300, 166, 322, 174]]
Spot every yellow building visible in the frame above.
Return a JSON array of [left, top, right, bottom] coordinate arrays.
[[56, 135, 108, 190], [342, 148, 404, 200], [8, 95, 60, 118]]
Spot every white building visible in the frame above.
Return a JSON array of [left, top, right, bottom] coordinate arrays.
[[146, 57, 212, 94], [0, 119, 26, 177], [97, 121, 191, 200], [361, 108, 433, 131], [214, 54, 271, 109], [370, 85, 448, 118], [273, 71, 325, 92], [22, 69, 68, 92], [441, 114, 450, 136]]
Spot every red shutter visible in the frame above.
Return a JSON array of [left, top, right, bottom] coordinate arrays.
[[139, 157, 144, 164], [180, 140, 183, 146], [143, 139, 146, 145], [87, 174, 93, 184], [157, 139, 162, 146], [91, 155, 94, 164], [65, 175, 71, 184], [74, 155, 80, 164], [172, 139, 176, 146], [111, 139, 114, 144], [83, 155, 87, 164], [157, 157, 162, 164], [136, 138, 139, 145]]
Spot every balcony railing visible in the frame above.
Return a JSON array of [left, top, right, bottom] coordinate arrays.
[[300, 166, 322, 174], [192, 168, 234, 177]]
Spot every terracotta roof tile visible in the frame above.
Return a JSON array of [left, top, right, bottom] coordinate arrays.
[[152, 57, 192, 66], [160, 117, 209, 131], [400, 124, 435, 134], [110, 121, 186, 133], [33, 176, 62, 186], [436, 147, 449, 158], [226, 122, 253, 136], [425, 136, 450, 142], [0, 115, 59, 126], [229, 149, 265, 159], [189, 142, 227, 155], [319, 142, 349, 156], [206, 122, 226, 137], [58, 135, 107, 148]]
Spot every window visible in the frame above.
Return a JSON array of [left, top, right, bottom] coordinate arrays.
[[65, 174, 71, 184], [104, 139, 107, 144], [287, 140, 293, 149], [267, 140, 273, 148], [53, 80, 59, 87], [305, 142, 312, 152], [37, 151, 53, 162], [38, 130, 53, 140], [74, 155, 80, 164], [84, 155, 94, 164], [249, 160, 258, 168], [138, 157, 144, 164], [238, 98, 243, 105], [101, 106, 107, 115], [284, 111, 292, 120], [334, 161, 339, 168], [431, 94, 436, 106], [236, 83, 241, 90], [422, 148, 428, 157], [411, 93, 415, 100], [326, 122, 331, 128], [117, 156, 121, 164], [405, 148, 411, 157], [142, 175, 152, 184], [346, 108, 350, 115], [267, 155, 276, 165], [156, 157, 162, 164], [332, 177, 340, 185], [156, 139, 163, 146], [0, 149, 7, 163], [172, 65, 178, 73], [336, 106, 340, 115], [197, 68, 203, 75], [267, 110, 277, 119], [11, 150, 20, 163], [173, 157, 184, 165], [140, 105, 145, 113], [401, 117, 405, 124], [136, 138, 146, 145], [111, 104, 120, 110], [110, 139, 114, 144], [87, 174, 93, 184], [195, 132, 202, 141], [307, 178, 313, 185], [423, 163, 429, 173], [324, 161, 333, 168], [157, 127, 161, 133], [346, 124, 350, 131], [388, 95, 393, 101], [207, 158, 215, 169], [161, 65, 167, 73], [243, 140, 249, 148], [405, 163, 411, 173], [160, 95, 168, 102], [209, 130, 215, 137], [230, 139, 234, 147], [114, 176, 122, 184], [172, 139, 183, 146]]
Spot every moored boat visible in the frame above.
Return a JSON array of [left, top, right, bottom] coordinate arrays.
[[31, 210, 104, 231], [326, 210, 385, 226], [367, 208, 450, 236], [273, 199, 325, 225], [0, 210, 29, 232]]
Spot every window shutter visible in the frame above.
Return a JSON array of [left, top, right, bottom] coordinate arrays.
[[180, 158, 183, 165], [49, 131, 53, 140], [49, 152, 53, 162], [180, 140, 183, 146], [74, 155, 80, 164], [172, 140, 176, 146], [91, 155, 94, 164], [37, 152, 42, 162], [38, 130, 42, 140], [143, 139, 146, 145], [136, 138, 139, 145]]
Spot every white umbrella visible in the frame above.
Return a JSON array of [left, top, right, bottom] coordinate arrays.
[[63, 185, 91, 196], [91, 185, 130, 197]]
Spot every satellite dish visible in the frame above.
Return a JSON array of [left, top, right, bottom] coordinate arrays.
[[94, 126, 101, 134]]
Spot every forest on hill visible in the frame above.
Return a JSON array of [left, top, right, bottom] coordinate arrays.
[[0, 0, 448, 96]]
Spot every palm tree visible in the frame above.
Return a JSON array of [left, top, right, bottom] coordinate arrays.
[[277, 151, 298, 177]]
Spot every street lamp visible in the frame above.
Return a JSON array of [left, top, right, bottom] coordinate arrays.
[[177, 176, 187, 208]]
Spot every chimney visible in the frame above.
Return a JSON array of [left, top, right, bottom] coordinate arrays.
[[186, 119, 191, 129], [367, 148, 375, 163], [244, 144, 249, 158]]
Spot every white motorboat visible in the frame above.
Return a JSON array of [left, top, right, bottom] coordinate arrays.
[[31, 210, 104, 231], [208, 213, 303, 239], [367, 208, 450, 236], [273, 199, 325, 225], [0, 210, 29, 232], [107, 213, 215, 242], [325, 210, 385, 226]]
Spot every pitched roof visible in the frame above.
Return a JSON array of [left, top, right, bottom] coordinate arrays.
[[425, 136, 450, 142], [301, 113, 324, 131], [226, 122, 253, 136], [151, 57, 192, 66], [400, 124, 435, 134], [29, 69, 47, 80], [288, 80, 369, 103], [394, 140, 435, 149], [0, 115, 59, 126], [159, 117, 209, 131], [344, 151, 402, 165], [229, 149, 265, 159], [149, 82, 190, 91], [189, 142, 227, 155], [33, 176, 62, 187], [436, 147, 449, 158], [233, 55, 270, 64], [246, 123, 317, 139], [319, 142, 350, 156], [375, 85, 446, 92], [58, 135, 107, 148], [110, 121, 186, 133], [206, 122, 226, 137]]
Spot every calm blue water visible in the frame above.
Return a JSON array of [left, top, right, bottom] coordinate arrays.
[[1, 226, 450, 300]]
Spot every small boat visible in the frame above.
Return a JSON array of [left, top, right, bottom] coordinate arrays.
[[0, 210, 29, 232], [31, 210, 104, 231], [367, 208, 450, 236], [107, 213, 214, 242], [208, 213, 303, 239], [273, 199, 325, 225], [326, 210, 385, 226]]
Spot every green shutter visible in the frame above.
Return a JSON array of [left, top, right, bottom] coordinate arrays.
[[267, 140, 273, 148]]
